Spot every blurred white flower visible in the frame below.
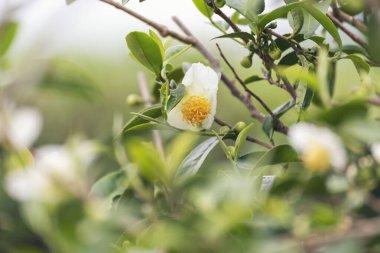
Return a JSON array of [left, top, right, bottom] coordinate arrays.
[[288, 123, 347, 172], [167, 63, 219, 131], [0, 103, 42, 149], [371, 143, 380, 164], [4, 140, 99, 203]]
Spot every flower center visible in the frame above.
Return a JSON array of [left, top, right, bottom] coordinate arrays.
[[302, 144, 331, 172], [181, 96, 211, 126]]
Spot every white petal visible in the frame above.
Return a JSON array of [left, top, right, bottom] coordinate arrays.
[[288, 123, 347, 170], [372, 143, 380, 164], [4, 169, 51, 202], [8, 108, 42, 149], [182, 62, 219, 96], [35, 145, 77, 181]]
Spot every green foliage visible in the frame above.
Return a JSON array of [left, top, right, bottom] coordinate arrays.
[[0, 21, 18, 57]]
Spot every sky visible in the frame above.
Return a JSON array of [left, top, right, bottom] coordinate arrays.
[[2, 0, 287, 60]]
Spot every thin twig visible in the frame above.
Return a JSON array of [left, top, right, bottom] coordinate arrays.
[[327, 12, 369, 51], [214, 117, 273, 149], [216, 44, 288, 134], [137, 72, 165, 158], [331, 10, 368, 34]]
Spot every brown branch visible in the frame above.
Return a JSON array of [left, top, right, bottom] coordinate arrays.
[[327, 12, 369, 51], [99, 0, 195, 45], [332, 10, 368, 34], [214, 117, 273, 149], [216, 44, 289, 134]]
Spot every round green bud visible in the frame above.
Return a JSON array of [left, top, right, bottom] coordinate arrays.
[[126, 94, 143, 106], [240, 55, 252, 68], [215, 0, 226, 8], [269, 46, 282, 60], [248, 41, 256, 52], [219, 126, 230, 135], [227, 146, 236, 160], [233, 121, 247, 133], [267, 22, 278, 29]]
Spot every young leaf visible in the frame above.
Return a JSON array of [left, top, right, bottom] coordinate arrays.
[[164, 45, 192, 64], [122, 104, 162, 135], [126, 32, 163, 75], [0, 21, 18, 57], [176, 137, 219, 180], [192, 0, 214, 18], [167, 83, 186, 112], [244, 75, 264, 84], [299, 0, 331, 38], [258, 2, 302, 30], [234, 123, 254, 160], [149, 30, 165, 60]]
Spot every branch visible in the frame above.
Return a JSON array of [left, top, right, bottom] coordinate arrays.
[[99, 0, 195, 45], [331, 10, 368, 34], [216, 44, 289, 134], [214, 117, 273, 149], [327, 12, 369, 51]]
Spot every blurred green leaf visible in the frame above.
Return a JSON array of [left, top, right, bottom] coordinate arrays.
[[176, 137, 219, 180], [0, 21, 18, 57], [192, 0, 214, 18], [90, 169, 129, 208], [253, 144, 299, 169], [126, 32, 163, 75], [244, 75, 264, 84], [343, 54, 370, 74]]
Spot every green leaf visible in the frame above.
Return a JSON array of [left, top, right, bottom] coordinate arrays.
[[176, 137, 219, 180], [234, 123, 253, 160], [258, 2, 302, 30], [237, 151, 266, 170], [90, 170, 128, 208], [0, 21, 18, 57], [66, 0, 76, 4], [126, 32, 163, 75], [149, 30, 165, 60], [299, 0, 331, 38], [285, 0, 304, 35], [192, 0, 214, 18], [225, 0, 265, 21], [301, 3, 342, 49], [368, 16, 380, 64], [244, 75, 264, 84], [327, 61, 337, 98], [167, 83, 186, 112], [253, 144, 299, 169], [164, 45, 192, 64], [213, 31, 255, 41], [122, 104, 162, 135]]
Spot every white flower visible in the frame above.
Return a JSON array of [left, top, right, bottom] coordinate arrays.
[[0, 103, 42, 149], [4, 140, 99, 203], [167, 63, 219, 131], [371, 143, 380, 164], [288, 123, 347, 172]]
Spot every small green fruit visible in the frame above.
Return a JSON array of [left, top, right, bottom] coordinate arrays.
[[269, 46, 282, 60], [219, 126, 230, 135], [234, 121, 247, 133], [338, 0, 364, 16], [215, 0, 226, 8], [240, 55, 252, 68]]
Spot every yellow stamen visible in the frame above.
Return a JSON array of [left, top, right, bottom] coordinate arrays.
[[302, 144, 331, 172], [181, 96, 211, 126]]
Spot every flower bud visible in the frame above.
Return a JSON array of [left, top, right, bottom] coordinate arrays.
[[215, 0, 226, 8], [227, 146, 236, 160], [233, 121, 247, 133], [269, 45, 281, 60], [219, 126, 230, 135], [267, 22, 277, 29], [126, 94, 143, 106]]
